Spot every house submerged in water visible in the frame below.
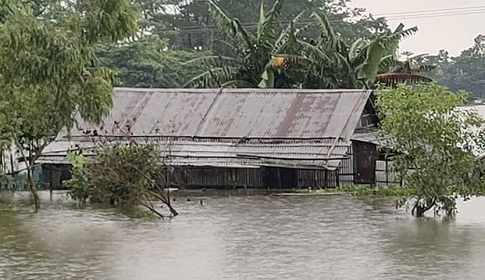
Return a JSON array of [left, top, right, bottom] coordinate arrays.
[[38, 88, 379, 190]]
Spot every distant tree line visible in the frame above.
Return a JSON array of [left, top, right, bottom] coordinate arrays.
[[424, 35, 485, 98]]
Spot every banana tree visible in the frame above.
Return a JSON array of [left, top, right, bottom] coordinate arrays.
[[184, 0, 304, 88], [286, 12, 418, 89], [186, 0, 417, 90]]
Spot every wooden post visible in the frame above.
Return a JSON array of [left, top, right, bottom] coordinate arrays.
[[10, 154, 14, 175], [385, 157, 389, 187], [49, 166, 53, 201]]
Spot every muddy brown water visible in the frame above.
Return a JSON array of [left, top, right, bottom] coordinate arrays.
[[2, 191, 485, 280]]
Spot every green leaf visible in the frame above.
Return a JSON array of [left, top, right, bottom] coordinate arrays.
[[258, 69, 275, 88], [357, 39, 386, 88]]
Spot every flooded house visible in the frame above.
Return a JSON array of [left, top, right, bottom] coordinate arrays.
[[37, 88, 379, 190]]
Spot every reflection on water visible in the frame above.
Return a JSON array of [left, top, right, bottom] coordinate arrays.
[[2, 191, 485, 280]]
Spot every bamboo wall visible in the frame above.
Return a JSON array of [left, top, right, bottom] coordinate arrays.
[[170, 166, 339, 190]]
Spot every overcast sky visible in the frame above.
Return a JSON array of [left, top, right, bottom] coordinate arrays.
[[350, 0, 485, 57]]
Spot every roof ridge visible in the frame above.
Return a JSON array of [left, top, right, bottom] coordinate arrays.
[[113, 87, 372, 95]]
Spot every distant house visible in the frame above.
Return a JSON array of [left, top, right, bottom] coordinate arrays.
[[38, 88, 379, 190]]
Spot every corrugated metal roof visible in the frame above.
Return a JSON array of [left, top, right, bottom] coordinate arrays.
[[44, 88, 373, 170], [71, 88, 372, 140], [39, 138, 349, 170], [352, 132, 379, 144], [73, 88, 219, 136]]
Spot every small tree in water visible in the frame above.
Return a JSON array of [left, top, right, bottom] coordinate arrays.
[[66, 143, 178, 219], [377, 83, 485, 217]]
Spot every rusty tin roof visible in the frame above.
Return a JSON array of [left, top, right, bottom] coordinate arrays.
[[42, 88, 373, 170]]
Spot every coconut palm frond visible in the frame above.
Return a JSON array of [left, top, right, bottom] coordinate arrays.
[[407, 53, 429, 60], [233, 19, 257, 52], [206, 0, 236, 37], [389, 24, 418, 41], [387, 58, 436, 75], [257, 0, 284, 38], [217, 39, 239, 55]]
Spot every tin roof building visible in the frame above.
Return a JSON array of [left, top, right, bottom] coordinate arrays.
[[39, 88, 378, 189]]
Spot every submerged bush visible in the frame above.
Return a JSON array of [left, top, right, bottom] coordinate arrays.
[[66, 143, 177, 218]]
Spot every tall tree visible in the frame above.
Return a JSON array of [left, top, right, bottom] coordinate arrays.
[[377, 83, 485, 217], [0, 0, 137, 210]]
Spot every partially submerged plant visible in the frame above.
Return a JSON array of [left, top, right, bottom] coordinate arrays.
[[66, 143, 178, 219], [377, 83, 485, 217]]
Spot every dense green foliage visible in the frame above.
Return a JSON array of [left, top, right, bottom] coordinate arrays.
[[0, 0, 137, 210], [67, 145, 158, 204], [97, 37, 210, 88], [67, 144, 177, 218], [184, 0, 302, 88], [155, 0, 388, 51], [377, 83, 485, 217], [96, 0, 394, 88], [184, 0, 415, 89]]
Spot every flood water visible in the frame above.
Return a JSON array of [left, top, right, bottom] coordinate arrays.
[[2, 192, 485, 280]]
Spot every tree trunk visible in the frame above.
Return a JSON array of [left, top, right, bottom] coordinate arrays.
[[49, 169, 53, 201], [412, 198, 436, 217], [414, 205, 426, 217], [167, 202, 178, 217], [27, 163, 40, 211]]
